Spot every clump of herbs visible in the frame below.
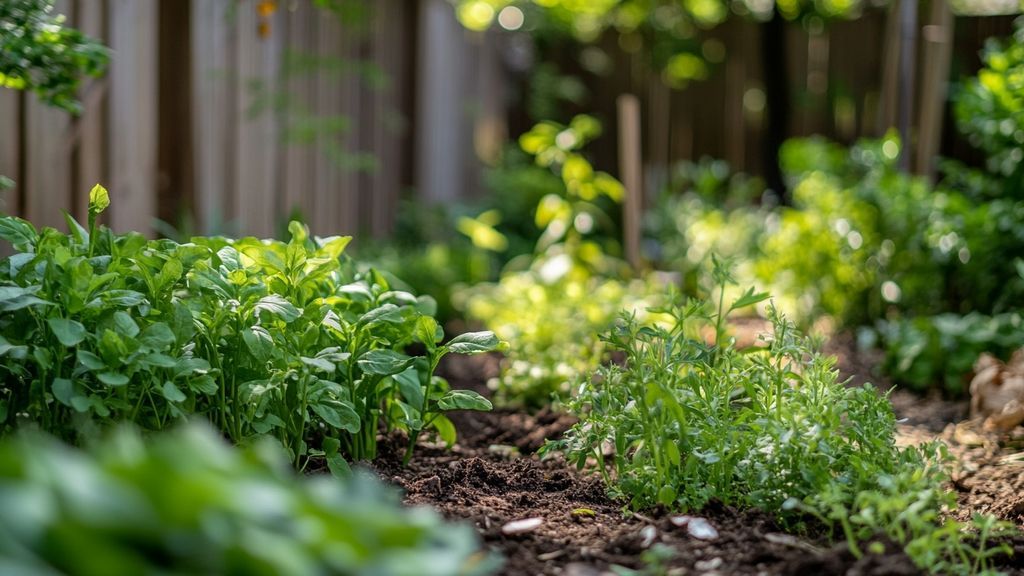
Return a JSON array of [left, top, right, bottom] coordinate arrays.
[[0, 185, 501, 470], [544, 259, 1012, 574]]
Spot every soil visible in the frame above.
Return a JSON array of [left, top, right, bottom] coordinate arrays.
[[371, 338, 1024, 576]]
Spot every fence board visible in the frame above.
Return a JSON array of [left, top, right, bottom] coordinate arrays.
[[0, 90, 20, 217], [107, 0, 157, 235], [234, 3, 282, 238], [312, 11, 341, 237], [191, 0, 232, 235], [24, 99, 71, 230], [281, 3, 316, 225], [74, 0, 106, 222]]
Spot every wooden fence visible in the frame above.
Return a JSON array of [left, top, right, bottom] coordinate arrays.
[[0, 1, 1017, 241]]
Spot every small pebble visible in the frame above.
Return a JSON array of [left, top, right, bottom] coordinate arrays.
[[695, 557, 723, 571], [501, 517, 544, 535], [669, 515, 719, 540]]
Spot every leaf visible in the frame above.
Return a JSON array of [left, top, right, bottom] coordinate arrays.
[[189, 375, 218, 395], [414, 316, 442, 347], [311, 400, 360, 433], [96, 372, 129, 387], [139, 323, 176, 350], [357, 349, 415, 376], [242, 326, 274, 361], [112, 310, 140, 338], [0, 286, 51, 311], [48, 318, 87, 347], [76, 349, 105, 370], [300, 356, 335, 374], [52, 378, 74, 407], [89, 184, 110, 215], [357, 304, 406, 326], [446, 331, 501, 355], [162, 381, 187, 403], [431, 414, 458, 446], [729, 287, 771, 313], [394, 366, 424, 408], [326, 453, 352, 479], [0, 217, 38, 250], [70, 395, 91, 413], [63, 211, 89, 247], [253, 295, 301, 323], [437, 390, 492, 411], [101, 290, 147, 308], [140, 353, 177, 368]]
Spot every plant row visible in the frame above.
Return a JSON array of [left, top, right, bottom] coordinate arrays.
[[0, 185, 501, 469]]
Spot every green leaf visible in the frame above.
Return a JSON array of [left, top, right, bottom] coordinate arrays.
[[52, 378, 74, 407], [357, 349, 415, 376], [48, 318, 87, 347], [729, 287, 771, 313], [446, 331, 501, 355], [657, 485, 677, 507], [431, 414, 458, 446], [63, 211, 89, 247], [437, 390, 492, 411], [112, 311, 140, 338], [253, 295, 301, 323], [140, 353, 177, 368], [311, 400, 360, 433], [139, 323, 176, 350], [70, 395, 91, 413], [326, 452, 351, 479], [0, 286, 51, 311], [415, 316, 442, 347], [394, 366, 424, 408], [76, 349, 105, 370], [89, 184, 110, 215], [0, 217, 38, 250], [300, 356, 335, 374], [96, 372, 129, 387], [101, 290, 146, 308], [189, 375, 218, 395], [242, 326, 274, 361], [162, 381, 187, 403]]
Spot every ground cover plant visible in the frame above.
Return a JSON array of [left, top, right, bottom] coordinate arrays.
[[0, 185, 500, 469], [0, 423, 495, 576], [544, 261, 1013, 574]]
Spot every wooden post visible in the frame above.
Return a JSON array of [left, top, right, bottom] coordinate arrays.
[[618, 94, 643, 272], [916, 0, 953, 178], [897, 0, 918, 172], [0, 90, 20, 217]]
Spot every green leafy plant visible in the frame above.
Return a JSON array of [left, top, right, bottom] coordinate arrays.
[[0, 0, 108, 114], [955, 17, 1024, 198], [876, 312, 1024, 395], [0, 424, 497, 576], [0, 185, 500, 468], [545, 260, 1009, 573]]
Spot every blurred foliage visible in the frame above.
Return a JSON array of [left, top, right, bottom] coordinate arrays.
[[0, 0, 108, 114], [0, 424, 495, 576], [954, 16, 1024, 198], [876, 311, 1024, 396], [454, 0, 874, 109]]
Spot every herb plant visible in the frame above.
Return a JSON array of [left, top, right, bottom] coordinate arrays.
[[0, 424, 496, 576], [0, 186, 500, 468], [545, 261, 1010, 573]]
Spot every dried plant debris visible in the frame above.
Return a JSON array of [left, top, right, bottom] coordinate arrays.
[[970, 349, 1024, 431]]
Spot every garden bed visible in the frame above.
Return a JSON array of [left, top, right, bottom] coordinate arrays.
[[372, 343, 1024, 575]]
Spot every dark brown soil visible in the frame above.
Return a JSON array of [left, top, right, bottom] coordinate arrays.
[[369, 350, 960, 576]]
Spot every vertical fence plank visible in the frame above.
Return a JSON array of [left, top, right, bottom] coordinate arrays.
[[916, 0, 954, 177], [337, 23, 360, 237], [312, 11, 341, 237], [281, 2, 315, 225], [368, 0, 406, 238], [0, 90, 20, 217], [74, 0, 106, 222], [191, 0, 232, 235], [107, 0, 157, 234], [234, 3, 281, 238]]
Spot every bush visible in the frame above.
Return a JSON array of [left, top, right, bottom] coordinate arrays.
[[0, 186, 500, 467], [0, 424, 495, 576]]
